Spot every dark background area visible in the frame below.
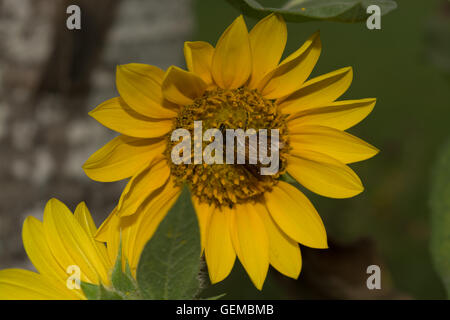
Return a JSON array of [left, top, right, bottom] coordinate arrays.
[[0, 0, 448, 299]]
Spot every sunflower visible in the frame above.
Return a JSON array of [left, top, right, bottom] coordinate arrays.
[[0, 199, 135, 300], [84, 14, 378, 290]]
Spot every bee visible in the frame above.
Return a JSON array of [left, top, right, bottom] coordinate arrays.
[[219, 122, 277, 179], [235, 129, 262, 179]]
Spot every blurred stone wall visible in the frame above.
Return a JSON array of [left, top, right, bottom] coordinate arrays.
[[0, 0, 193, 269]]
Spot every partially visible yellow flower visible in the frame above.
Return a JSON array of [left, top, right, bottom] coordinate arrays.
[[85, 14, 378, 289], [0, 199, 133, 300]]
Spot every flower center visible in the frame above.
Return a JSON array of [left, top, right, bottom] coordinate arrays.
[[165, 87, 290, 208]]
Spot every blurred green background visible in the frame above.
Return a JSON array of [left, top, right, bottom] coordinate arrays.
[[194, 0, 450, 299]]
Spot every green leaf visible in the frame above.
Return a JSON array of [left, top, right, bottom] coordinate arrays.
[[98, 284, 124, 300], [111, 242, 139, 297], [80, 243, 140, 300], [80, 282, 123, 300], [430, 138, 450, 298], [136, 186, 202, 299], [125, 260, 134, 279], [80, 282, 100, 300], [226, 0, 397, 23]]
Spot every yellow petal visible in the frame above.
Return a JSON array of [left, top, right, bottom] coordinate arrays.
[[248, 13, 287, 89], [184, 41, 215, 85], [83, 135, 165, 182], [211, 15, 252, 89], [279, 67, 353, 114], [265, 181, 328, 249], [288, 98, 376, 131], [192, 196, 214, 253], [0, 269, 80, 300], [162, 66, 207, 106], [95, 208, 121, 267], [288, 150, 364, 198], [117, 157, 171, 217], [42, 198, 111, 285], [74, 202, 98, 236], [289, 125, 379, 164], [22, 216, 68, 282], [95, 207, 117, 243], [258, 31, 321, 99], [229, 203, 269, 290], [89, 97, 173, 138], [122, 178, 182, 274], [205, 207, 236, 284], [256, 202, 302, 279], [74, 202, 113, 267], [116, 63, 178, 118]]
